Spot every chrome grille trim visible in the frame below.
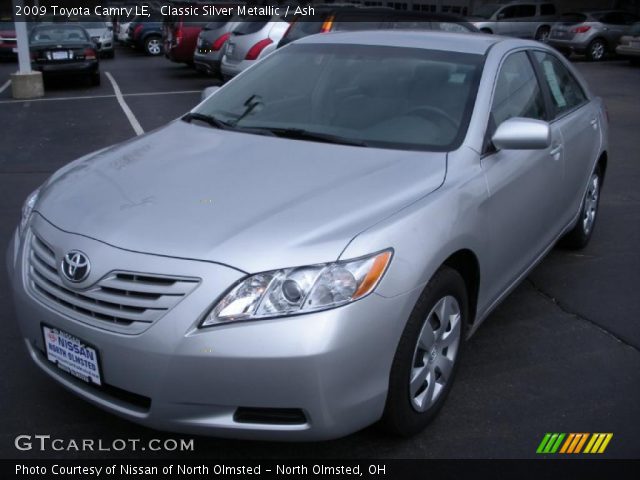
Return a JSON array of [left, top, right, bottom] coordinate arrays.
[[26, 232, 200, 333]]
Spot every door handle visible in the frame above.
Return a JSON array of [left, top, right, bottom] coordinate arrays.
[[549, 144, 563, 157]]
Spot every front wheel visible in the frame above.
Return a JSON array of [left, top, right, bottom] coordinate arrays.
[[535, 26, 550, 43], [381, 267, 468, 436], [560, 165, 602, 249]]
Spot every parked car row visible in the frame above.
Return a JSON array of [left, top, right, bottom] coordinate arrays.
[[165, 2, 640, 83], [185, 5, 477, 80]]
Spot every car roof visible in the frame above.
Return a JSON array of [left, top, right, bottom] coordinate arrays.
[[296, 30, 508, 55]]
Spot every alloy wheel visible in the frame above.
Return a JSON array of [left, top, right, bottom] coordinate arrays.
[[409, 295, 461, 412], [147, 38, 162, 56], [590, 41, 605, 60], [582, 172, 600, 234]]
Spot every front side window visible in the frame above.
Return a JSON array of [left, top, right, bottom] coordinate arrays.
[[491, 51, 546, 127], [533, 52, 587, 116], [194, 44, 484, 151]]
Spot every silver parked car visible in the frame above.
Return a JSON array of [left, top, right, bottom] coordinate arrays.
[[8, 31, 608, 440], [193, 15, 243, 77], [220, 16, 289, 80], [470, 0, 558, 41], [80, 18, 115, 59], [615, 21, 640, 64], [549, 10, 640, 61]]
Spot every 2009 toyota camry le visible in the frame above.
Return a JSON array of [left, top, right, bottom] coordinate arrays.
[[7, 31, 608, 440]]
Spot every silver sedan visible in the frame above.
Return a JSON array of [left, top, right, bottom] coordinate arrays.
[[7, 31, 608, 440]]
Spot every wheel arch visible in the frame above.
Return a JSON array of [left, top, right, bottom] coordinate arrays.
[[441, 249, 480, 326], [597, 150, 608, 183]]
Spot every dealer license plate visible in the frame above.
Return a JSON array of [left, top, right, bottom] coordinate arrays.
[[52, 51, 69, 60], [42, 325, 101, 385]]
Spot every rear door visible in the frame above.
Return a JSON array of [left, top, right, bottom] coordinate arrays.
[[531, 51, 601, 224], [481, 50, 564, 301]]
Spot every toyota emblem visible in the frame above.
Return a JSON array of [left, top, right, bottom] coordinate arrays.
[[61, 250, 90, 283]]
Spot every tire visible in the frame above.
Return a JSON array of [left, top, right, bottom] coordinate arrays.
[[586, 38, 607, 61], [144, 35, 162, 56], [381, 266, 468, 436], [560, 165, 603, 249], [91, 72, 101, 86], [535, 26, 550, 43]]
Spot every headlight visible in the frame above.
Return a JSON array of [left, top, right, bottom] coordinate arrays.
[[201, 250, 392, 327], [19, 189, 39, 236]]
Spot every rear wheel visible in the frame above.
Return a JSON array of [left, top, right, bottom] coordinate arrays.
[[144, 35, 162, 56], [381, 267, 467, 436], [586, 38, 607, 61], [535, 26, 550, 42], [560, 165, 602, 249]]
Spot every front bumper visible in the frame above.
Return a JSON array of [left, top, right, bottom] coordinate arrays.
[[7, 215, 415, 440], [616, 44, 640, 58]]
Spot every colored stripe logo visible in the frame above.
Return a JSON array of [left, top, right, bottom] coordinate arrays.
[[536, 433, 613, 454]]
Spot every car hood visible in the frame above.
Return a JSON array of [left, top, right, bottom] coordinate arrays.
[[85, 28, 106, 36], [37, 120, 447, 273]]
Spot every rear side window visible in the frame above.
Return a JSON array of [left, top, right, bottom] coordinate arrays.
[[233, 18, 270, 35], [491, 52, 546, 127], [540, 4, 556, 15], [533, 52, 587, 116], [600, 12, 626, 25]]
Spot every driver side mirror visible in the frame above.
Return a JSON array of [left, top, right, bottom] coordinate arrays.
[[492, 117, 551, 150], [201, 86, 220, 102]]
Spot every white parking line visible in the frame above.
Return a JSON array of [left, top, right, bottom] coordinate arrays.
[[105, 71, 144, 136], [0, 90, 201, 104], [0, 79, 11, 95]]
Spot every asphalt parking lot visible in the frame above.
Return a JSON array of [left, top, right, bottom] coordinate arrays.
[[0, 45, 639, 459]]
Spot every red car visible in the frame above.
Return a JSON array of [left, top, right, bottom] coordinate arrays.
[[0, 19, 17, 60], [163, 10, 214, 64]]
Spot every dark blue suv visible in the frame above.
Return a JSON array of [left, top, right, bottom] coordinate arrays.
[[125, 12, 163, 56]]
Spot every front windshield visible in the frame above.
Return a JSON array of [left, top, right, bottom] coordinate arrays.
[[194, 43, 483, 151], [473, 4, 501, 19]]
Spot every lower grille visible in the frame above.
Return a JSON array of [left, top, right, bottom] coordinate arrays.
[[26, 232, 199, 333], [233, 407, 307, 425]]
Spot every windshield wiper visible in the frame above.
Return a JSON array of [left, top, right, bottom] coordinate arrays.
[[182, 112, 231, 130], [250, 127, 370, 147]]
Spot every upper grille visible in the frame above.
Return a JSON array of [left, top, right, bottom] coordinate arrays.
[[26, 232, 200, 333]]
